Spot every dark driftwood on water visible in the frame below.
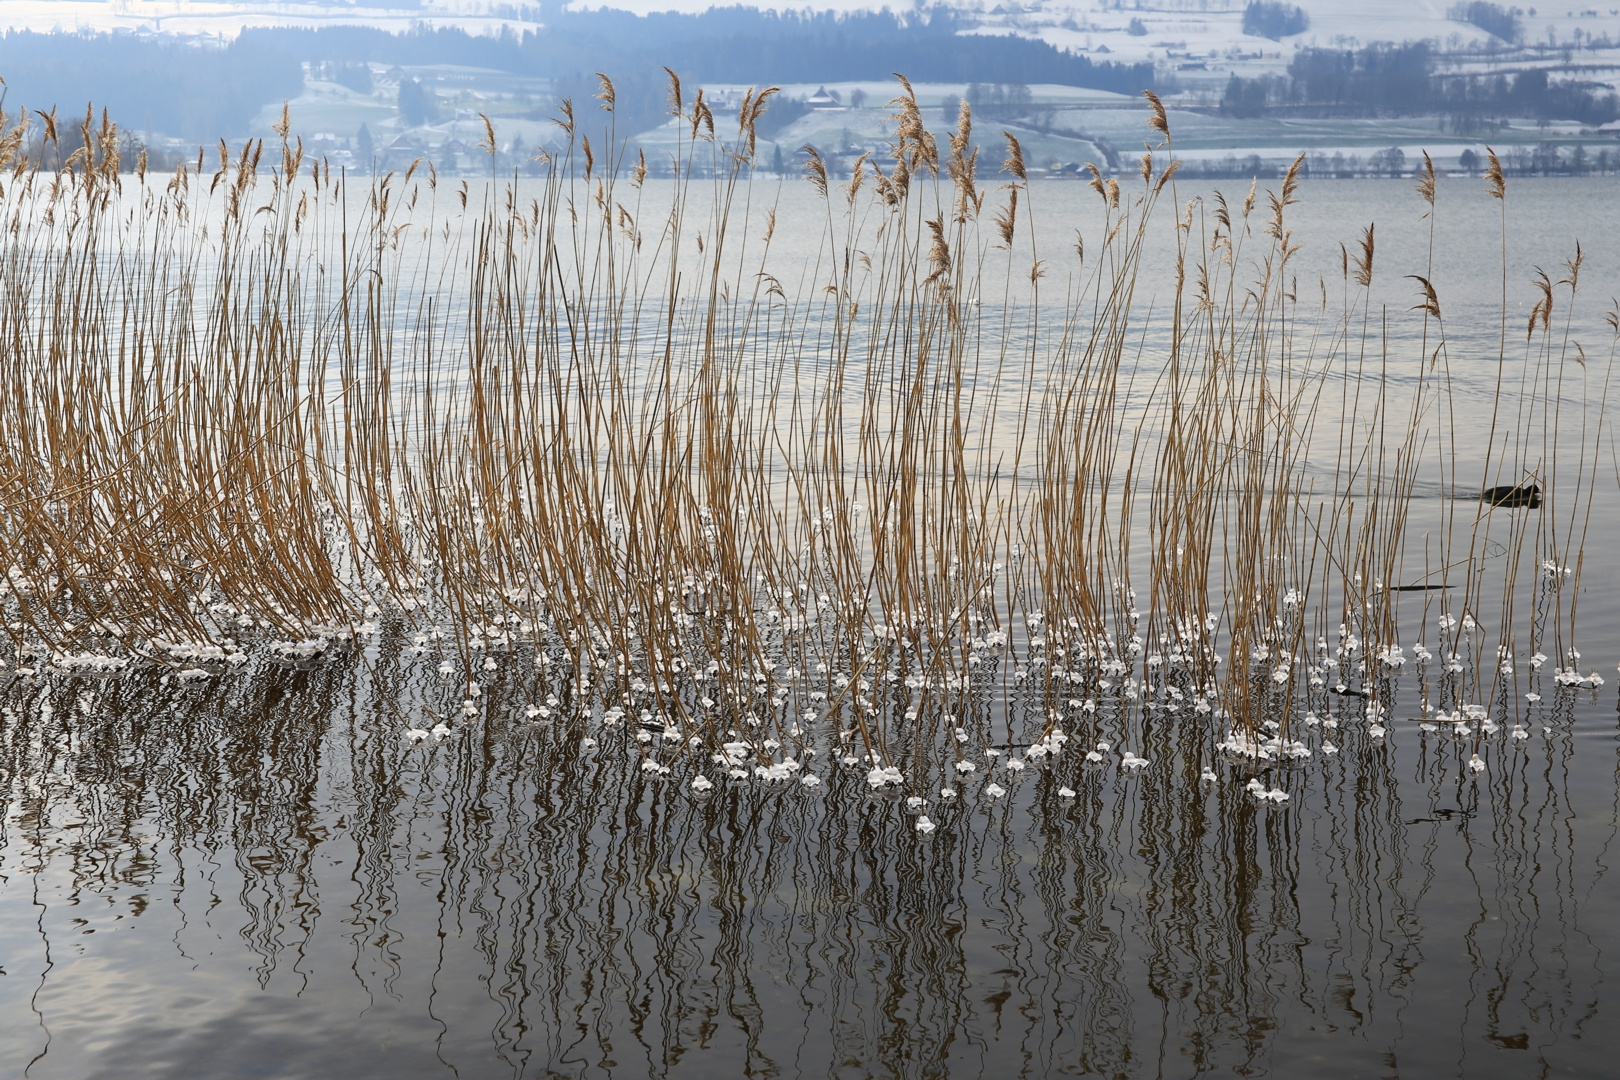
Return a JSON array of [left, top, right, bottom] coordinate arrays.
[[1481, 483, 1541, 509]]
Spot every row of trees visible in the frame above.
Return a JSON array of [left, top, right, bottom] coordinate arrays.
[[1171, 144, 1619, 180], [1222, 41, 1620, 125]]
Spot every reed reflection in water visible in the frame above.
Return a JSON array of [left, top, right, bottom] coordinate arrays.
[[2, 645, 1618, 1079]]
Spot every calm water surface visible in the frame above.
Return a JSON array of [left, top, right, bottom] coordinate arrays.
[[3, 177, 1620, 1078], [3, 651, 1618, 1078]]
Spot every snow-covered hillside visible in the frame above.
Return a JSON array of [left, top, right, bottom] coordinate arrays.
[[5, 0, 1616, 108], [0, 0, 542, 39], [5, 0, 1618, 169], [5, 0, 1615, 57]]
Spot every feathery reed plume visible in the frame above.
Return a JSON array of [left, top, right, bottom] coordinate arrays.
[[688, 88, 712, 139], [1407, 275, 1441, 319], [1002, 131, 1026, 181], [1485, 146, 1505, 199], [924, 216, 950, 284], [802, 145, 828, 197], [1154, 158, 1180, 194], [993, 185, 1018, 248], [738, 86, 777, 159], [1353, 224, 1375, 287], [844, 151, 869, 205], [1531, 268, 1554, 339], [1143, 89, 1169, 140], [664, 67, 683, 116], [1416, 149, 1437, 206], [1562, 242, 1583, 292], [1279, 152, 1303, 206], [947, 98, 977, 215]]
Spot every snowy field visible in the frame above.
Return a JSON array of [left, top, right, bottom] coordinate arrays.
[[5, 0, 1618, 117], [2, 0, 1613, 60], [6, 1, 1620, 166]]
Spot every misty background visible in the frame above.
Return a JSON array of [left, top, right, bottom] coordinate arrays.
[[0, 1, 1617, 178]]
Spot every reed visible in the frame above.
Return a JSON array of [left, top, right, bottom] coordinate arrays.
[[0, 80, 1610, 804]]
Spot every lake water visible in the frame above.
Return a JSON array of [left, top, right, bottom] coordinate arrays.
[[3, 175, 1620, 1078]]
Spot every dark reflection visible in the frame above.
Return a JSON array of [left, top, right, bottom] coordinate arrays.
[[3, 645, 1620, 1079]]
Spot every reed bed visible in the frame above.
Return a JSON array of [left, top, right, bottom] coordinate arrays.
[[0, 85, 1612, 811]]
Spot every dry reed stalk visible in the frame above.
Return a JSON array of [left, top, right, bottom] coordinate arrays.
[[0, 87, 1607, 792]]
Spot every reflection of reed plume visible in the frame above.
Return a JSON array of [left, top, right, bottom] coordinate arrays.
[[3, 657, 1620, 1075]]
